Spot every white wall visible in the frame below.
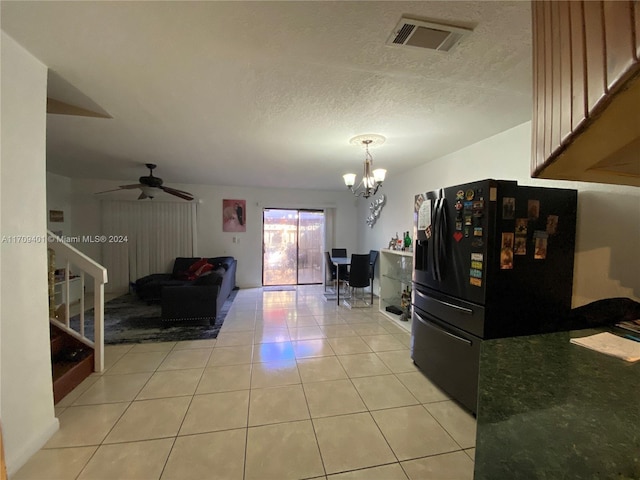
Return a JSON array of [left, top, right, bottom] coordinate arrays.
[[0, 32, 59, 476], [46, 172, 72, 236], [57, 178, 360, 288], [46, 172, 73, 270], [359, 121, 640, 306]]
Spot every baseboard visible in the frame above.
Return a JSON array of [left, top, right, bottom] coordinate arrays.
[[6, 417, 59, 478]]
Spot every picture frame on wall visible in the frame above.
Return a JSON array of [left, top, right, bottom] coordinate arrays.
[[49, 210, 64, 222], [223, 199, 246, 232]]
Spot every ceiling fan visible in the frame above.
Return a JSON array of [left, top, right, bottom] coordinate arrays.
[[96, 164, 195, 201]]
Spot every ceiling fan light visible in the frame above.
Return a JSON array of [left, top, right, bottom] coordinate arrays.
[[343, 173, 356, 187], [141, 185, 158, 198]]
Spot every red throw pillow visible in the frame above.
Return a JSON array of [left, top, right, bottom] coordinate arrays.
[[188, 258, 209, 273], [194, 262, 214, 277]]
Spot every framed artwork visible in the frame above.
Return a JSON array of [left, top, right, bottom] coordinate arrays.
[[223, 199, 246, 232], [49, 210, 64, 222]]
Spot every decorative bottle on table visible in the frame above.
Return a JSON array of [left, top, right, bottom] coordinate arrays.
[[404, 231, 412, 251]]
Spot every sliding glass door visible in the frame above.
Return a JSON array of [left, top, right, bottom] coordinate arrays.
[[262, 209, 324, 286]]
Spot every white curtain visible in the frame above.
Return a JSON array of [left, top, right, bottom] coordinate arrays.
[[324, 207, 336, 253], [101, 201, 196, 294]]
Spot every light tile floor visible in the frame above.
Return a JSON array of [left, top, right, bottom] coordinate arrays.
[[16, 286, 476, 480]]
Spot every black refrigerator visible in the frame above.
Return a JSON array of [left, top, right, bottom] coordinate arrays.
[[411, 179, 577, 414]]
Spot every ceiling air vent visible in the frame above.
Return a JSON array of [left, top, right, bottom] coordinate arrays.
[[386, 17, 472, 52]]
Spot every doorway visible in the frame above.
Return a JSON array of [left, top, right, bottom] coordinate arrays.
[[262, 209, 324, 286]]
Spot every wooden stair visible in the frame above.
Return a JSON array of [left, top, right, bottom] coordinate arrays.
[[50, 324, 94, 404]]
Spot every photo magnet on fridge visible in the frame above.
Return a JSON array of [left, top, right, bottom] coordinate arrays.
[[514, 236, 527, 255], [546, 215, 559, 235], [533, 230, 549, 260], [515, 218, 528, 235], [528, 200, 540, 220], [502, 197, 515, 219], [500, 232, 514, 269]]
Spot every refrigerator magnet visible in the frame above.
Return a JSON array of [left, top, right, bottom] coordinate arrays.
[[417, 198, 431, 231], [465, 189, 475, 200], [546, 215, 559, 235], [455, 221, 463, 231], [500, 232, 514, 269], [470, 268, 482, 278], [528, 200, 540, 220], [474, 227, 483, 237], [453, 231, 463, 242], [533, 230, 549, 259], [456, 190, 465, 200], [471, 260, 483, 270], [515, 218, 528, 235], [534, 236, 548, 259], [502, 198, 515, 219], [471, 253, 483, 261], [514, 236, 527, 255], [470, 277, 482, 287]]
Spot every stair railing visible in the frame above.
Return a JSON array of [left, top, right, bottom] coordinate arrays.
[[47, 231, 108, 372]]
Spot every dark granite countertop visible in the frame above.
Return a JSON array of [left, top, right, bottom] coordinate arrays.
[[474, 328, 639, 480]]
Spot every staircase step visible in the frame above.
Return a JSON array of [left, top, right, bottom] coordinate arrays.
[[50, 324, 95, 404], [52, 350, 94, 404], [50, 330, 66, 357]]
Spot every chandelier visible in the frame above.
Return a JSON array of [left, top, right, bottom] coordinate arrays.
[[343, 134, 387, 198]]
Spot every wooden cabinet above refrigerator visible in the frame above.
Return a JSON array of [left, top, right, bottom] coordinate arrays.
[[531, 0, 640, 187]]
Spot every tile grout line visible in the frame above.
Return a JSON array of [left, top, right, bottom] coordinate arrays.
[[39, 287, 469, 480]]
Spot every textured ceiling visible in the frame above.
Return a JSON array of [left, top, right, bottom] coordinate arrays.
[[1, 1, 532, 192]]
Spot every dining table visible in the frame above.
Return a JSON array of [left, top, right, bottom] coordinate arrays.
[[331, 256, 350, 305]]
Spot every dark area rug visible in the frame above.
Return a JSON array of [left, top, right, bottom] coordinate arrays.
[[70, 288, 238, 344]]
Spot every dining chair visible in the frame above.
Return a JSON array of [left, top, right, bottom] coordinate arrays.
[[331, 248, 347, 258], [324, 251, 337, 292], [331, 248, 349, 292], [368, 250, 379, 304], [344, 253, 371, 308]]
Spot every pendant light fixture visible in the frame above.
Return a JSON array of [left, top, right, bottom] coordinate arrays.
[[343, 134, 387, 198]]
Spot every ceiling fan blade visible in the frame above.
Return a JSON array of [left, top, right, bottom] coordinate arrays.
[[95, 184, 144, 195], [160, 186, 194, 201], [161, 186, 192, 196], [95, 188, 124, 194]]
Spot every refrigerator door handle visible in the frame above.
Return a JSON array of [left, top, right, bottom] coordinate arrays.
[[414, 311, 472, 346], [429, 198, 438, 281], [433, 198, 442, 281], [414, 289, 474, 315], [437, 197, 447, 279]]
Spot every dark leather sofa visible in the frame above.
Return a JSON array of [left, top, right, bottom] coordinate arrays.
[[134, 256, 237, 325]]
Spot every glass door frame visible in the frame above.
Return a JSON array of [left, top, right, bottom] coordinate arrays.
[[262, 208, 325, 286]]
